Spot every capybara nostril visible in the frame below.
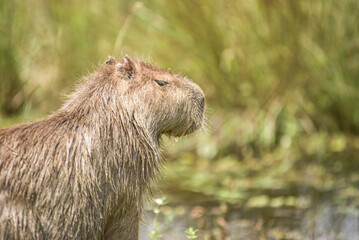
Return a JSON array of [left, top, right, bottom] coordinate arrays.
[[200, 96, 205, 110]]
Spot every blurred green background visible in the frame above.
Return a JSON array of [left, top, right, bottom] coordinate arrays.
[[1, 0, 359, 239]]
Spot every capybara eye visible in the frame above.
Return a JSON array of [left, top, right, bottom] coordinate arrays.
[[154, 80, 168, 86]]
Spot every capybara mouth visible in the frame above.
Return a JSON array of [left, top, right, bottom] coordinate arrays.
[[187, 120, 203, 134], [164, 119, 203, 138]]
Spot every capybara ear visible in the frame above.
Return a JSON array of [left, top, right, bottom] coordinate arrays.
[[116, 55, 136, 80], [105, 56, 117, 65]]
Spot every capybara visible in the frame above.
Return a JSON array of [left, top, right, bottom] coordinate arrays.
[[0, 56, 205, 239]]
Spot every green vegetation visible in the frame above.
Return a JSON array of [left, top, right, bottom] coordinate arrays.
[[1, 0, 359, 239], [186, 228, 199, 239], [149, 198, 165, 240]]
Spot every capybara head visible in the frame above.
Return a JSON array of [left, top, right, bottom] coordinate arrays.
[[104, 56, 205, 140]]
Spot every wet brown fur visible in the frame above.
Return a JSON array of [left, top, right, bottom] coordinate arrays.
[[0, 56, 205, 239]]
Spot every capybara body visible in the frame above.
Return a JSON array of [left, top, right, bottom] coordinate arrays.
[[0, 56, 205, 239]]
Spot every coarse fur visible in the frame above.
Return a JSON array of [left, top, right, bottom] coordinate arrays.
[[0, 56, 205, 239]]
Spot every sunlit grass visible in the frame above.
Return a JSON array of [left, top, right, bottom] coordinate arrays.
[[2, 0, 359, 134]]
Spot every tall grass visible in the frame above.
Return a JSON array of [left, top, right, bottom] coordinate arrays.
[[0, 1, 26, 115], [125, 0, 359, 134], [1, 0, 359, 138]]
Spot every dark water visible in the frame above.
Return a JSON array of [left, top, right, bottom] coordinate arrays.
[[139, 141, 359, 240], [140, 186, 359, 240]]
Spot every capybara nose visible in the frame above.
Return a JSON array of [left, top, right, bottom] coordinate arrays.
[[199, 96, 206, 110], [200, 96, 205, 110], [196, 95, 205, 112], [194, 90, 205, 110]]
